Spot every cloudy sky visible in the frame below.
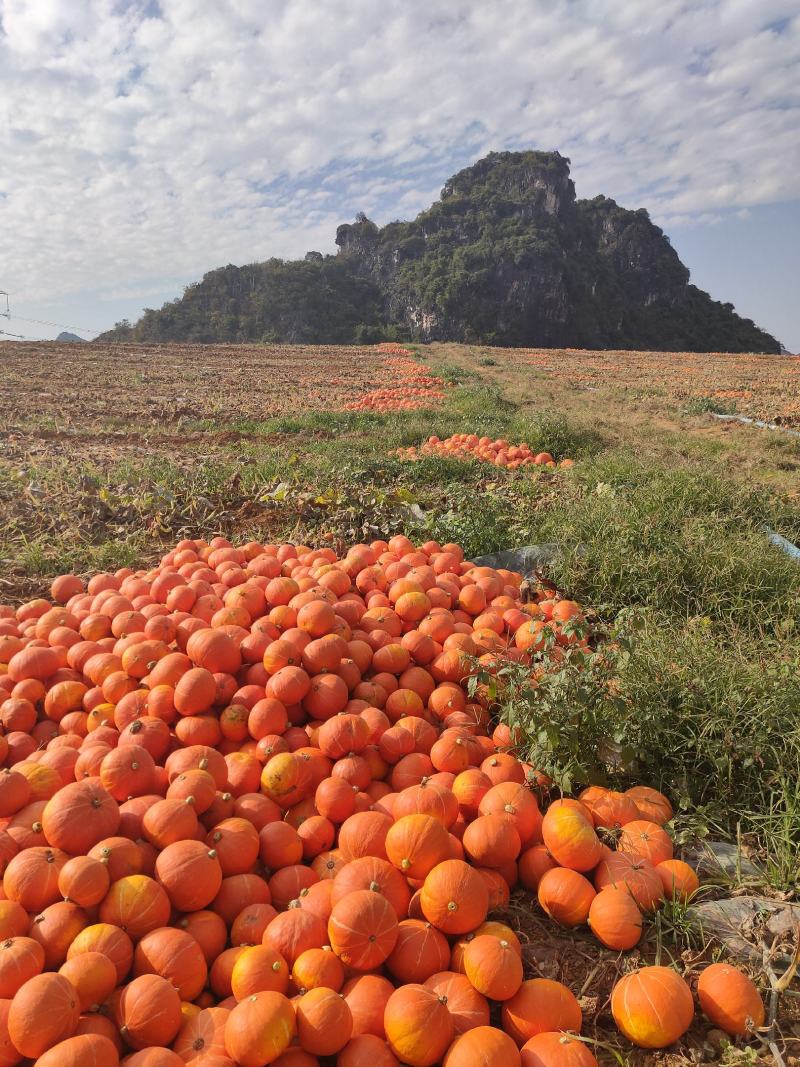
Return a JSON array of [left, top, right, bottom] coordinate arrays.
[[1, 0, 798, 349]]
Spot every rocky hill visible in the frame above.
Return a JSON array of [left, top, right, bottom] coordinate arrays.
[[97, 151, 780, 352]]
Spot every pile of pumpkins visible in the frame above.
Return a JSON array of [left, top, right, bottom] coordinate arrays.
[[394, 434, 575, 471], [0, 534, 765, 1066]]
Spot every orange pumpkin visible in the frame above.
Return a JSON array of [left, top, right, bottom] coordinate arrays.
[[331, 856, 410, 920], [263, 910, 326, 967], [99, 875, 171, 939], [385, 919, 450, 983], [520, 1032, 598, 1067], [425, 969, 490, 1034], [656, 859, 699, 902], [578, 786, 640, 829], [134, 926, 209, 1000], [593, 851, 664, 911], [155, 840, 223, 911], [624, 786, 672, 825], [420, 860, 489, 934], [587, 887, 643, 950], [58, 951, 117, 1012], [328, 889, 399, 970], [444, 1025, 522, 1067], [384, 983, 455, 1067], [231, 944, 290, 999], [537, 867, 596, 926], [385, 814, 450, 880], [610, 966, 693, 1048], [224, 990, 296, 1066], [28, 1033, 120, 1067], [502, 978, 582, 1045], [0, 935, 45, 997], [463, 934, 523, 1000], [295, 985, 353, 1055], [28, 900, 87, 968], [7, 971, 81, 1058], [697, 963, 765, 1037], [342, 973, 395, 1037], [617, 820, 673, 866], [540, 805, 602, 872], [291, 945, 345, 992], [172, 1005, 230, 1062], [462, 813, 522, 868], [116, 972, 182, 1049], [338, 1033, 400, 1067], [67, 922, 134, 984], [57, 855, 110, 907]]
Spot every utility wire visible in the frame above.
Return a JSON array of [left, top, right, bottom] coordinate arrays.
[[9, 314, 97, 335]]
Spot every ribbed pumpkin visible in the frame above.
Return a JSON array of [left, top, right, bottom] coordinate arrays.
[[385, 814, 450, 879], [29, 1033, 120, 1067], [172, 1005, 230, 1062], [384, 983, 454, 1067], [67, 922, 134, 984], [41, 781, 120, 853], [462, 813, 522, 869], [610, 966, 693, 1048], [537, 868, 596, 927], [501, 978, 583, 1045], [540, 805, 602, 872], [231, 944, 290, 999], [134, 925, 209, 1000], [331, 856, 411, 919], [7, 971, 81, 1058], [0, 900, 29, 940], [424, 969, 490, 1034], [57, 855, 110, 907], [58, 950, 117, 1012], [578, 786, 640, 829], [463, 934, 523, 1000], [656, 859, 699, 902], [624, 786, 673, 825], [291, 945, 345, 992], [116, 972, 182, 1049], [142, 798, 199, 849], [444, 1025, 522, 1067], [520, 1032, 599, 1067], [587, 887, 643, 950], [617, 820, 673, 866], [518, 845, 558, 891], [420, 860, 489, 935], [393, 780, 459, 828], [224, 990, 296, 1067], [593, 851, 663, 911], [28, 900, 87, 968], [385, 919, 450, 983], [4, 846, 67, 912], [328, 889, 399, 970], [295, 985, 353, 1055], [340, 973, 394, 1039], [478, 782, 542, 846], [155, 840, 223, 911], [697, 963, 765, 1037], [337, 811, 393, 862], [263, 910, 326, 967], [206, 817, 261, 876], [99, 875, 171, 939], [338, 1032, 401, 1067], [0, 935, 45, 997]]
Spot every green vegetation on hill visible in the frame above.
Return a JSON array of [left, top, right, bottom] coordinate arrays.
[[98, 150, 780, 353]]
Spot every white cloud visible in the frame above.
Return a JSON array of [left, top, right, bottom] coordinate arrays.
[[0, 0, 798, 324]]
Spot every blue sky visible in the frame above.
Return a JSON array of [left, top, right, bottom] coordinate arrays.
[[1, 1, 798, 350]]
